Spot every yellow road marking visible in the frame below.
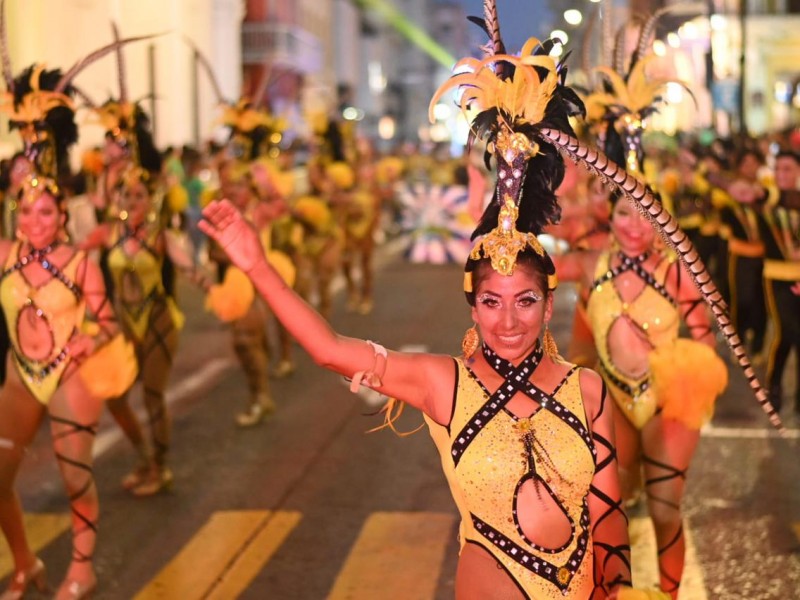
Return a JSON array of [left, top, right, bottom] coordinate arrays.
[[327, 511, 455, 600], [793, 523, 800, 542], [0, 513, 71, 578], [134, 510, 301, 600], [629, 517, 707, 599], [206, 510, 302, 600]]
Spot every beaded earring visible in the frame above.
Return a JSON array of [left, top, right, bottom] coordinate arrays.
[[461, 323, 479, 359], [543, 322, 559, 359]]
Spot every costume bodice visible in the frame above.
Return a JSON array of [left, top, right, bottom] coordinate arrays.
[[0, 242, 85, 403], [107, 222, 166, 342], [586, 251, 680, 427], [426, 355, 596, 599]]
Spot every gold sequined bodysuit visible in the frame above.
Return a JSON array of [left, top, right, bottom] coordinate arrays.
[[426, 347, 597, 599], [586, 252, 679, 429], [0, 242, 85, 404], [107, 223, 183, 344]]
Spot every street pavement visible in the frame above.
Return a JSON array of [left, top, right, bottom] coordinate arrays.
[[2, 240, 799, 599]]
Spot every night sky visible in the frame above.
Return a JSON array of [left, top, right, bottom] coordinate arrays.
[[453, 0, 555, 52]]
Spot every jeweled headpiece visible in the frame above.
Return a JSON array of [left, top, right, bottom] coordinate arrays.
[[429, 0, 584, 290]]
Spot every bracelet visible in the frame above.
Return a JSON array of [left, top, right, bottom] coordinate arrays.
[[349, 340, 388, 393]]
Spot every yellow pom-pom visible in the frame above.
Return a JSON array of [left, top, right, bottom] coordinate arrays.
[[78, 334, 138, 400], [326, 162, 355, 190], [167, 185, 189, 214], [375, 156, 405, 184], [200, 187, 218, 208], [266, 250, 296, 287], [294, 195, 333, 232], [649, 338, 728, 430], [205, 267, 255, 322]]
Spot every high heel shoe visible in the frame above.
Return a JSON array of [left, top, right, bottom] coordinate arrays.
[[54, 577, 96, 600], [235, 396, 275, 428], [121, 460, 154, 491], [131, 465, 174, 497], [0, 557, 48, 600]]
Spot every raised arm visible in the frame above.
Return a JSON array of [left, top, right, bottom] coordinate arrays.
[[581, 370, 632, 597], [199, 199, 455, 424]]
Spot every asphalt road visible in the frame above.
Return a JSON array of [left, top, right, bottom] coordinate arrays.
[[3, 241, 799, 599]]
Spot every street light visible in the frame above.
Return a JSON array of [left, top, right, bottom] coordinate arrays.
[[564, 9, 583, 26]]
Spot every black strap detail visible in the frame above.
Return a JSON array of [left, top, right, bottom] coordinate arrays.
[[598, 357, 649, 399], [590, 252, 677, 308], [472, 510, 591, 593], [450, 344, 543, 466], [1, 243, 82, 301]]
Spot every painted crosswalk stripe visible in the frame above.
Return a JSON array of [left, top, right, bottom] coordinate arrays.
[[134, 510, 301, 600], [327, 511, 455, 600], [629, 517, 707, 599], [0, 513, 71, 579], [205, 510, 302, 600]]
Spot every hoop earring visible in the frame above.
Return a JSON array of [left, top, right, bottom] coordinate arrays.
[[542, 322, 559, 359], [461, 323, 479, 359]]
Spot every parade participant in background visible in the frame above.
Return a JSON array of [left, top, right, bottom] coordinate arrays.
[[0, 60, 134, 600], [758, 150, 800, 412], [80, 160, 205, 495], [718, 148, 768, 364], [554, 18, 731, 595], [201, 3, 643, 594]]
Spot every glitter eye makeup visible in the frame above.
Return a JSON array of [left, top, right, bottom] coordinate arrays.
[[518, 291, 542, 303], [478, 293, 499, 305]]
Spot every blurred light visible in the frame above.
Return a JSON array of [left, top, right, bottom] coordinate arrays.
[[652, 40, 666, 57], [368, 61, 387, 93], [774, 81, 791, 103], [550, 29, 569, 44], [564, 9, 582, 25], [429, 123, 449, 143], [589, 0, 602, 3], [433, 103, 451, 121], [710, 15, 727, 31], [679, 22, 697, 39], [667, 32, 681, 48], [342, 106, 365, 121], [550, 44, 564, 58], [378, 116, 396, 140], [666, 82, 684, 104], [418, 125, 431, 143], [270, 133, 282, 144]]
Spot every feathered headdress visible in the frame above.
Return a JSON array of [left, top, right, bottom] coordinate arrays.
[[429, 0, 584, 288], [583, 9, 692, 175], [432, 0, 783, 432]]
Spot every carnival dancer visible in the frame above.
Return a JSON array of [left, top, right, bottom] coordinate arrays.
[[554, 22, 729, 597], [200, 3, 650, 593], [79, 161, 204, 495], [0, 62, 135, 600], [758, 150, 800, 412]]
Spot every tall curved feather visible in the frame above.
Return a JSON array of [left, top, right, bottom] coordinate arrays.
[[0, 0, 12, 92], [55, 33, 159, 94], [71, 85, 98, 109], [483, 0, 505, 56], [111, 22, 127, 102], [612, 24, 627, 75], [182, 35, 226, 104], [537, 127, 785, 434]]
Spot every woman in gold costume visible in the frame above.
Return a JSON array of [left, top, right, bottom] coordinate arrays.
[[0, 64, 133, 600], [200, 8, 637, 596], [80, 164, 199, 495]]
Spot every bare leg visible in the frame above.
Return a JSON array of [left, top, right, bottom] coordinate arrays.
[[609, 397, 643, 505], [232, 300, 273, 426], [106, 393, 152, 490], [133, 301, 180, 495], [48, 374, 105, 598], [0, 362, 46, 594], [641, 415, 700, 598], [358, 238, 375, 315]]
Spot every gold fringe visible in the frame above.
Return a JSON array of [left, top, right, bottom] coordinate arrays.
[[543, 324, 560, 359], [366, 398, 424, 437]]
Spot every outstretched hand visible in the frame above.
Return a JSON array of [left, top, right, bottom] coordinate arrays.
[[199, 200, 265, 273]]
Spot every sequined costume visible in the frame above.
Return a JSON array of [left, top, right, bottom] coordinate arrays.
[[0, 242, 85, 404], [586, 252, 679, 429], [426, 348, 598, 599], [106, 221, 184, 344]]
